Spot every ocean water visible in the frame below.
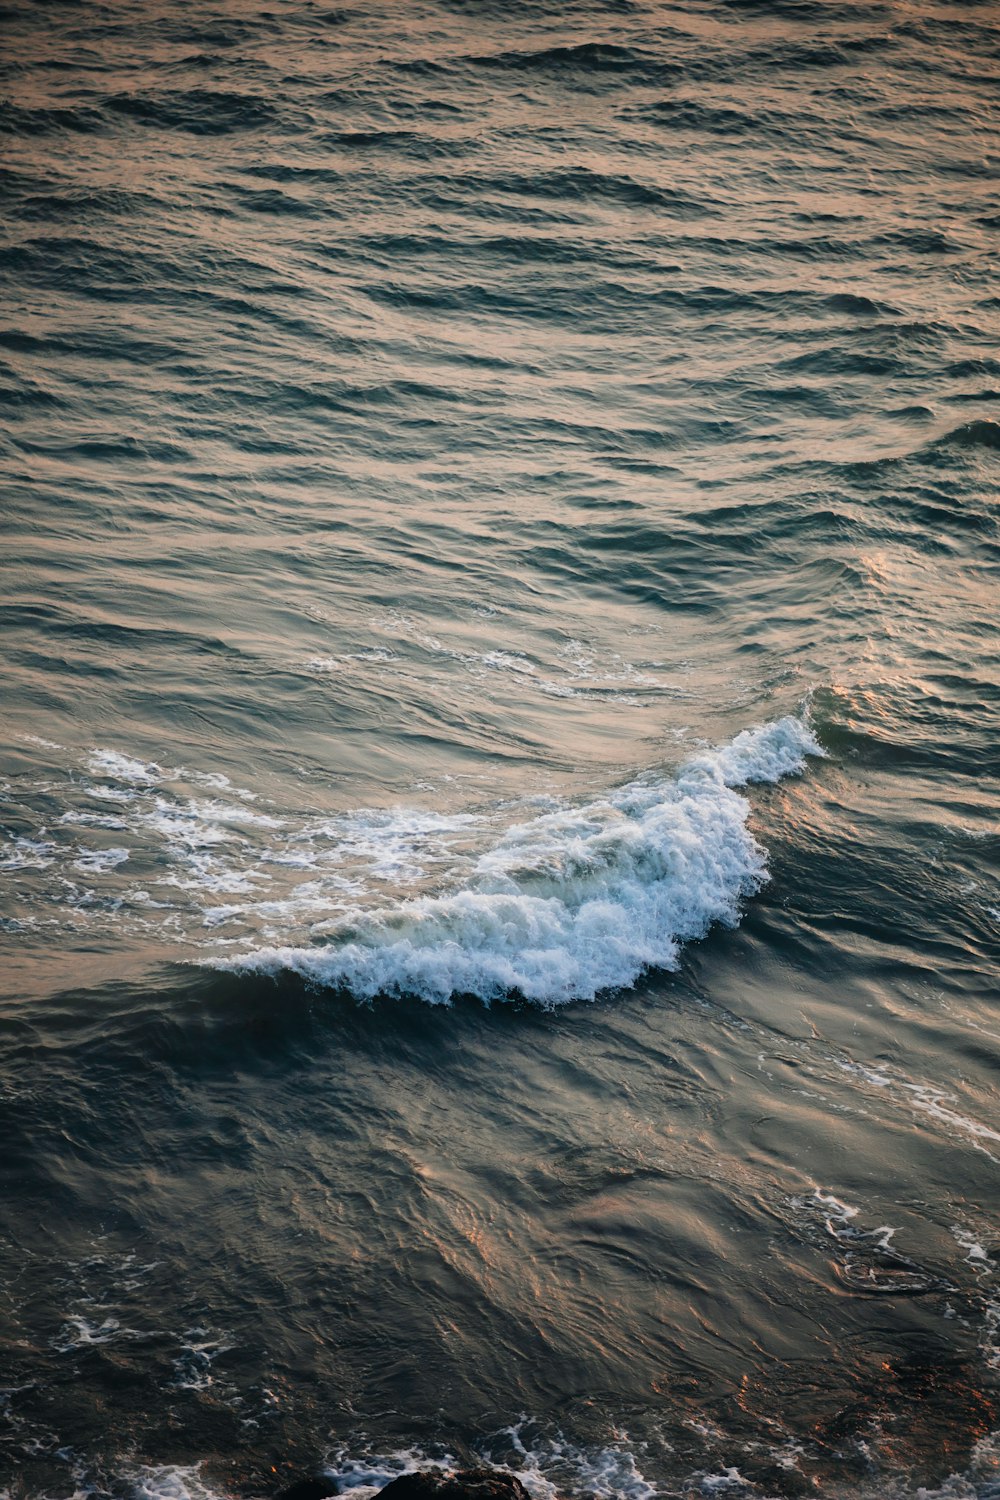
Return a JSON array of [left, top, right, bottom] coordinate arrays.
[[1, 0, 998, 1496]]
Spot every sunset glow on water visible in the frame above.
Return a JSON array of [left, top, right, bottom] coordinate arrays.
[[1, 2, 998, 1497]]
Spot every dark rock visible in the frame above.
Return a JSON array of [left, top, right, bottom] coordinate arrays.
[[376, 1469, 532, 1500], [275, 1480, 341, 1500], [741, 1461, 813, 1497]]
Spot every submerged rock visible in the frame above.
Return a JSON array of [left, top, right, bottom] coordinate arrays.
[[275, 1469, 532, 1500], [376, 1472, 532, 1500]]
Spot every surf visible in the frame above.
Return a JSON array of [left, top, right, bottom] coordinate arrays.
[[215, 715, 823, 1005]]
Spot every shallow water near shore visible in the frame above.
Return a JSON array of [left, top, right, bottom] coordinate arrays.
[[1, 0, 999, 1496]]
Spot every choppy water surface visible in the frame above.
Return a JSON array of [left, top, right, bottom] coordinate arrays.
[[1, 0, 999, 1496]]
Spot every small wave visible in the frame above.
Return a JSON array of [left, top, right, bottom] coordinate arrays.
[[463, 42, 672, 83], [214, 716, 823, 1006], [0, 101, 105, 136], [103, 88, 279, 136], [935, 419, 1000, 452], [822, 290, 892, 316]]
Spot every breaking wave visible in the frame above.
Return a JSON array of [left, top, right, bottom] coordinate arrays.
[[215, 716, 823, 1005]]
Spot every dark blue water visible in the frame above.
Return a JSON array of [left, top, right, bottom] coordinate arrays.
[[1, 1, 999, 1496]]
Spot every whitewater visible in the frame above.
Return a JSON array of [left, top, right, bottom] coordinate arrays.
[[218, 717, 823, 1004]]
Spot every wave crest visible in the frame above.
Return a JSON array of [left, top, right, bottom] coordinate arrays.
[[213, 717, 823, 1006]]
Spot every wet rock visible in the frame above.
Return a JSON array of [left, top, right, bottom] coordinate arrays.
[[273, 1468, 532, 1500], [275, 1480, 340, 1500], [376, 1469, 533, 1500]]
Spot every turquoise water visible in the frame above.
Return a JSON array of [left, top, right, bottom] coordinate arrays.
[[1, 1, 998, 1495]]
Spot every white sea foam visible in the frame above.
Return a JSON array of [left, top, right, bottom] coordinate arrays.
[[53, 1421, 1000, 1500], [215, 716, 823, 1005], [537, 639, 669, 700], [127, 1465, 224, 1500], [320, 1429, 656, 1500], [19, 733, 64, 750], [837, 1059, 1000, 1163], [325, 1447, 457, 1496], [52, 1315, 130, 1354], [912, 1431, 1000, 1499], [71, 846, 130, 874], [952, 1227, 995, 1274], [87, 749, 164, 785], [170, 1328, 234, 1392], [3, 741, 487, 945], [305, 647, 398, 674], [0, 836, 57, 871], [300, 807, 480, 884], [184, 769, 258, 801], [493, 1425, 658, 1500], [691, 1470, 748, 1496], [60, 811, 130, 829]]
